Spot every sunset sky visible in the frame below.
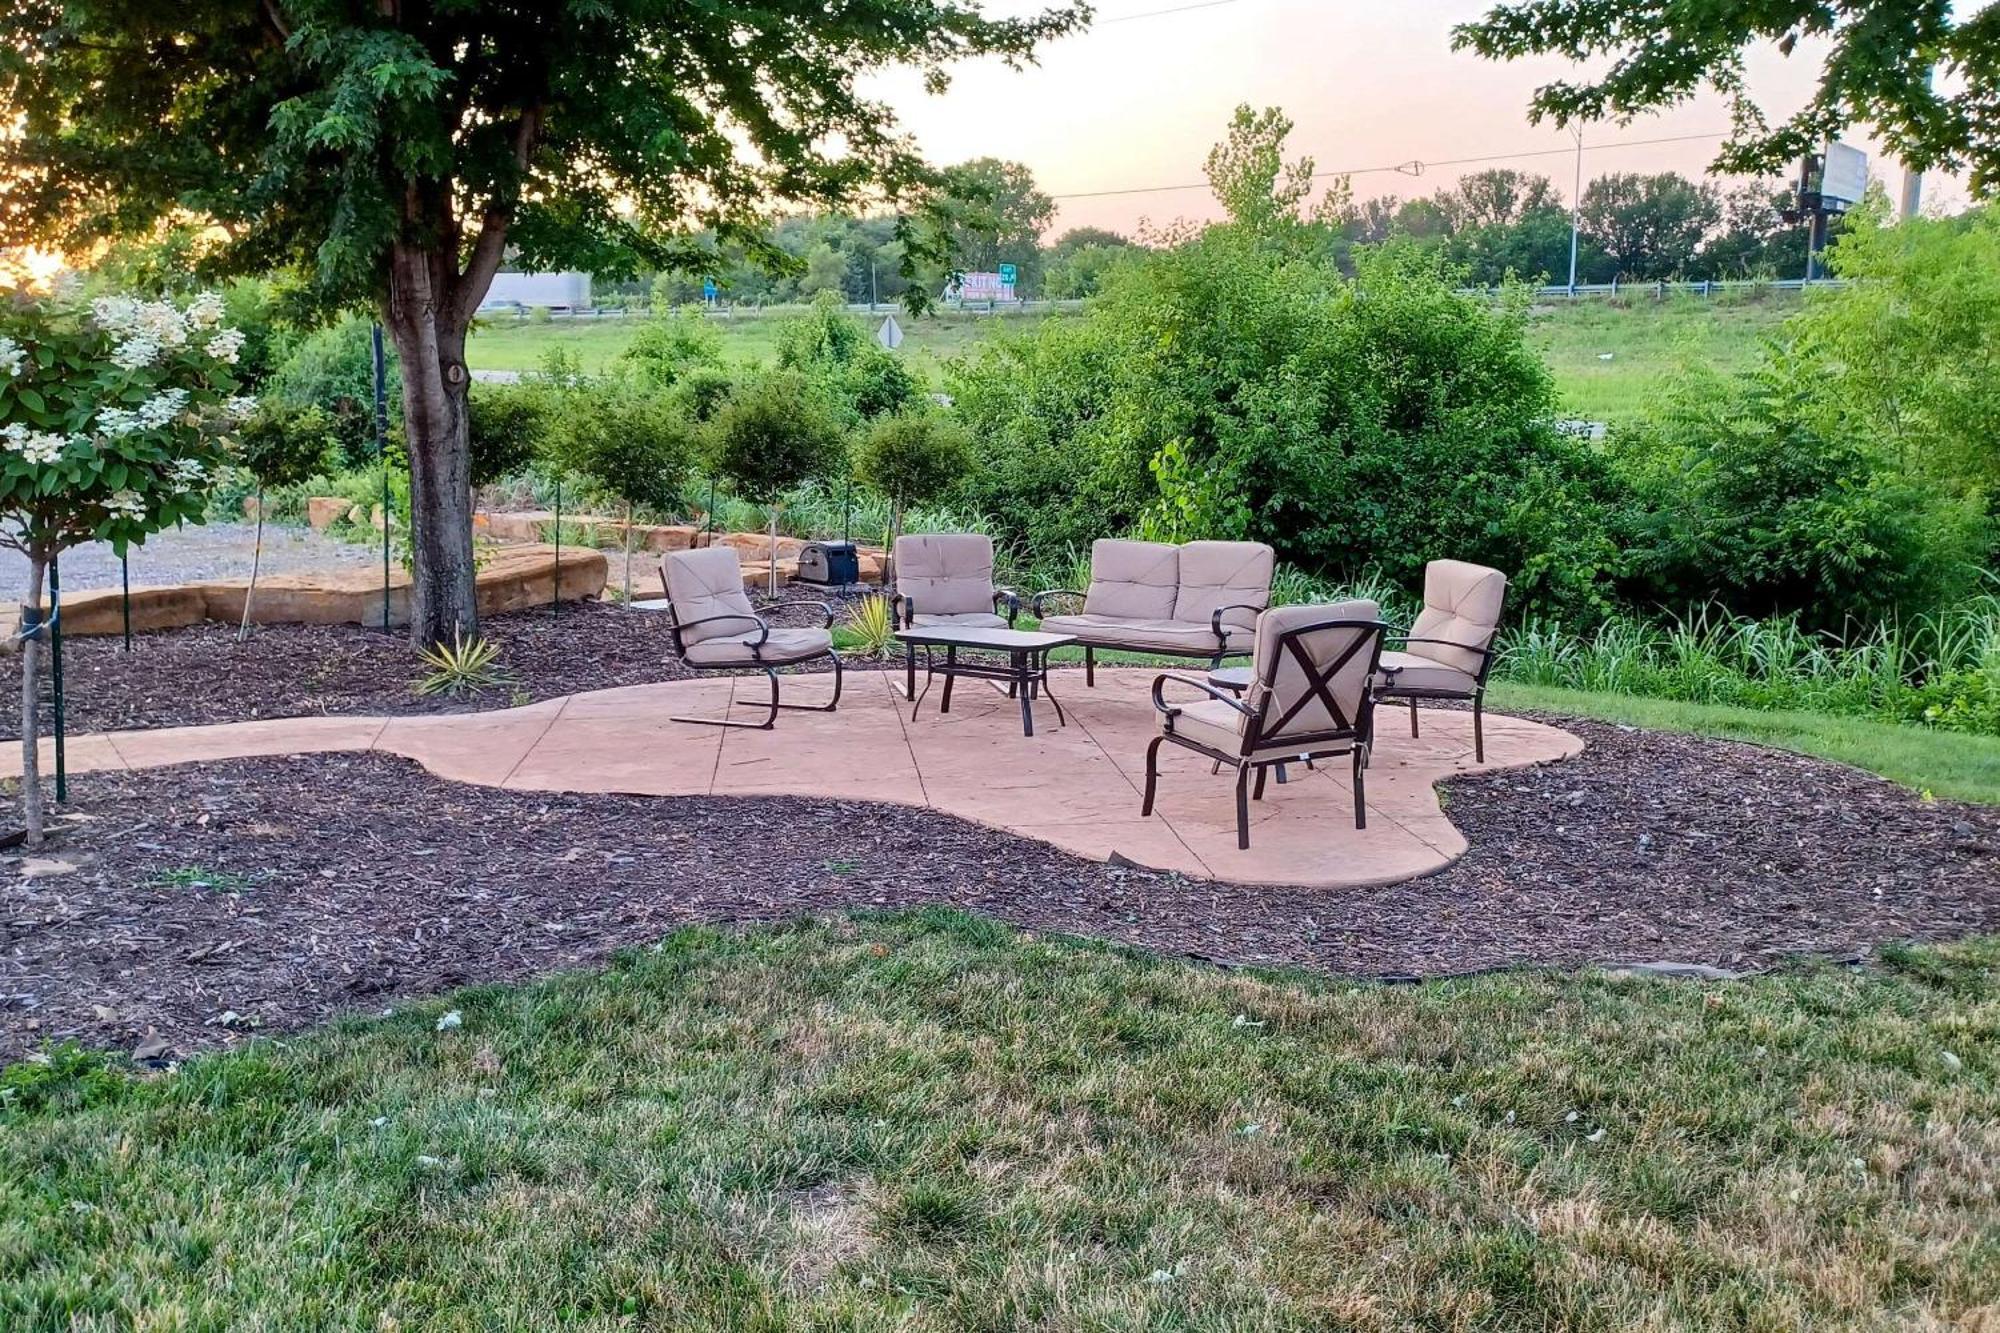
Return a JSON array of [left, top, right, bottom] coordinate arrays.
[[864, 0, 1928, 237]]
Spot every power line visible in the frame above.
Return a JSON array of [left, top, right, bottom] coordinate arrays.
[[1098, 0, 1242, 22], [1047, 129, 1733, 200]]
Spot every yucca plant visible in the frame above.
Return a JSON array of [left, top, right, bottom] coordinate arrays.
[[840, 595, 898, 659], [415, 630, 511, 697]]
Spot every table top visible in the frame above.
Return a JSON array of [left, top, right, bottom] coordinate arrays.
[[894, 625, 1078, 651], [1207, 666, 1255, 689]]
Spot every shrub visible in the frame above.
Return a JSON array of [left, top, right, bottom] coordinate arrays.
[[670, 365, 735, 424], [619, 306, 724, 385], [773, 293, 920, 424], [264, 316, 399, 467], [1612, 357, 1989, 628], [854, 411, 975, 520], [467, 382, 555, 487], [704, 371, 845, 506], [549, 377, 696, 597]]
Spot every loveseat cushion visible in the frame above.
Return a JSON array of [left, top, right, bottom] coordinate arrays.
[[1171, 541, 1274, 630], [1082, 539, 1179, 621], [1040, 613, 1251, 654]]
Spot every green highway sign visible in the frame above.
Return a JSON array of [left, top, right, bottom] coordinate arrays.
[[997, 262, 1018, 285]]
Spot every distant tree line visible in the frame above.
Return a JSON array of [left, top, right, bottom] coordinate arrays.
[[600, 158, 1817, 307]]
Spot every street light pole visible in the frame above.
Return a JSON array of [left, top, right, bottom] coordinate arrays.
[[1566, 123, 1584, 293]]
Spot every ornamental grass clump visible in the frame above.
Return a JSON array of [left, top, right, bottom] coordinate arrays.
[[0, 291, 245, 842]]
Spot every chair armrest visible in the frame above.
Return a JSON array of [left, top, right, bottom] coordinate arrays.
[[761, 599, 836, 629], [1385, 633, 1493, 657], [1150, 672, 1257, 720], [1209, 602, 1266, 643], [993, 587, 1021, 625], [669, 612, 770, 650], [1032, 588, 1084, 617]]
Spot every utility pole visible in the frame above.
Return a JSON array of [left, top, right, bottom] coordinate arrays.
[[1566, 123, 1584, 293]]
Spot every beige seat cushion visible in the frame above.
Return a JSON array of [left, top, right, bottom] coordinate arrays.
[[895, 533, 999, 616], [663, 547, 758, 645], [1082, 539, 1180, 620], [1172, 541, 1274, 632], [1040, 613, 1251, 654], [1376, 649, 1477, 695], [1161, 697, 1362, 762], [909, 611, 1011, 629], [1408, 560, 1507, 677], [683, 626, 833, 667]]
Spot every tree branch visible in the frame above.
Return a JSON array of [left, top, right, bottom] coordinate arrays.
[[449, 105, 543, 328]]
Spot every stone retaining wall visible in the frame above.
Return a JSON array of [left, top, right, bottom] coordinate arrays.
[[6, 544, 607, 642], [471, 508, 886, 589]]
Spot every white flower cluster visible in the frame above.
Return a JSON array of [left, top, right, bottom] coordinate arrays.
[[167, 458, 207, 492], [0, 335, 23, 380], [92, 293, 244, 371], [96, 387, 191, 439], [104, 489, 147, 519], [1, 423, 71, 466], [225, 395, 258, 421]]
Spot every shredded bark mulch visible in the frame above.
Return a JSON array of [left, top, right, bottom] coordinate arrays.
[[0, 599, 848, 738], [5, 718, 1996, 1063]]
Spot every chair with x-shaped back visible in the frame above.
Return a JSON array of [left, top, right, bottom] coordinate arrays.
[[1140, 601, 1384, 848]]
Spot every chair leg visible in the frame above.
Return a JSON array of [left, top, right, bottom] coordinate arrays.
[[1253, 765, 1269, 801], [1141, 735, 1164, 817], [1353, 745, 1367, 829], [1234, 764, 1252, 849], [1085, 646, 1095, 688], [1473, 692, 1485, 763], [773, 653, 843, 712], [1409, 696, 1420, 737], [905, 640, 916, 701], [670, 667, 780, 730]]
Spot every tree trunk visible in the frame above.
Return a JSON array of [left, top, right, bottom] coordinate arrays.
[[238, 487, 265, 642], [386, 242, 479, 650], [622, 499, 635, 603], [767, 505, 782, 599], [18, 554, 46, 847]]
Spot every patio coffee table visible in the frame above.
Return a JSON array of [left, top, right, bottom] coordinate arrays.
[[896, 626, 1077, 737]]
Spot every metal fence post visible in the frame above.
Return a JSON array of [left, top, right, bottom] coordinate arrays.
[[49, 551, 65, 803]]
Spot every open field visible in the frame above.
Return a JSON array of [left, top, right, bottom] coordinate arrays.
[[467, 292, 1806, 426], [466, 307, 1051, 382], [1526, 290, 1802, 423], [6, 910, 1996, 1328]]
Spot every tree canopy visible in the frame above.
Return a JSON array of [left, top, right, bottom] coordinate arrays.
[[1454, 0, 2000, 194]]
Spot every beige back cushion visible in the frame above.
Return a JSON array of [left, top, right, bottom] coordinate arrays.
[[1083, 539, 1180, 620], [664, 547, 756, 644], [895, 533, 996, 616], [1172, 541, 1274, 628], [1252, 600, 1380, 746], [1409, 560, 1508, 676]]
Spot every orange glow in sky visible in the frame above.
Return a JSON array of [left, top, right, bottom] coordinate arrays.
[[865, 0, 1910, 237]]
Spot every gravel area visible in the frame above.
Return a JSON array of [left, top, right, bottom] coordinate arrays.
[[0, 522, 379, 599], [4, 720, 1995, 1063], [0, 599, 847, 738]]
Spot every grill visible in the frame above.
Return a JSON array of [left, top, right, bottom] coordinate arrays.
[[795, 541, 860, 587]]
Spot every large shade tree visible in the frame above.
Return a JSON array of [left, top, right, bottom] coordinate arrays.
[[0, 0, 1081, 646], [1454, 0, 2000, 194]]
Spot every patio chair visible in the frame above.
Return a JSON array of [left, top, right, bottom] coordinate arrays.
[[661, 546, 843, 729], [1374, 560, 1508, 762], [891, 532, 1020, 700], [1141, 601, 1384, 848]]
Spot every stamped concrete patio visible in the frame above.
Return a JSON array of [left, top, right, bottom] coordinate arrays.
[[20, 668, 1581, 886]]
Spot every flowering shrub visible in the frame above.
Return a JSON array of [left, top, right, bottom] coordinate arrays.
[[0, 289, 246, 842], [0, 291, 246, 561]]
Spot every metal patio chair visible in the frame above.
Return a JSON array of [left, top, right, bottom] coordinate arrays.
[[661, 546, 843, 729], [1141, 601, 1385, 848], [1374, 560, 1508, 762], [891, 532, 1020, 699]]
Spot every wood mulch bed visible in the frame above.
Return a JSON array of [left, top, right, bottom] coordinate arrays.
[[0, 599, 849, 738], [4, 718, 1995, 1063]]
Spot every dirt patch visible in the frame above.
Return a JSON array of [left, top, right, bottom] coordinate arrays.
[[0, 599, 849, 737], [4, 716, 1995, 1063]]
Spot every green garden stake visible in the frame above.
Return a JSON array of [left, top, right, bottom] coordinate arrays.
[[49, 551, 65, 803], [372, 322, 392, 634], [552, 475, 562, 619], [120, 552, 131, 651]]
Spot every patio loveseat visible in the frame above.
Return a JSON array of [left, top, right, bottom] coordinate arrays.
[[1032, 538, 1274, 685]]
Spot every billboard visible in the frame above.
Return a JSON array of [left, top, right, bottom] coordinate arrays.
[[950, 271, 1016, 302], [1820, 142, 1868, 209]]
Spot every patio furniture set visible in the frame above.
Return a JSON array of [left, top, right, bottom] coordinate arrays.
[[658, 537, 1509, 848]]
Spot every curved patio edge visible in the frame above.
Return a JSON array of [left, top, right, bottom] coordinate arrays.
[[6, 668, 1585, 888]]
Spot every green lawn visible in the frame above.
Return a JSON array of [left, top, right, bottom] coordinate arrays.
[[5, 912, 1996, 1328], [466, 308, 1051, 382], [1526, 291, 1800, 424], [1489, 682, 2000, 806]]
